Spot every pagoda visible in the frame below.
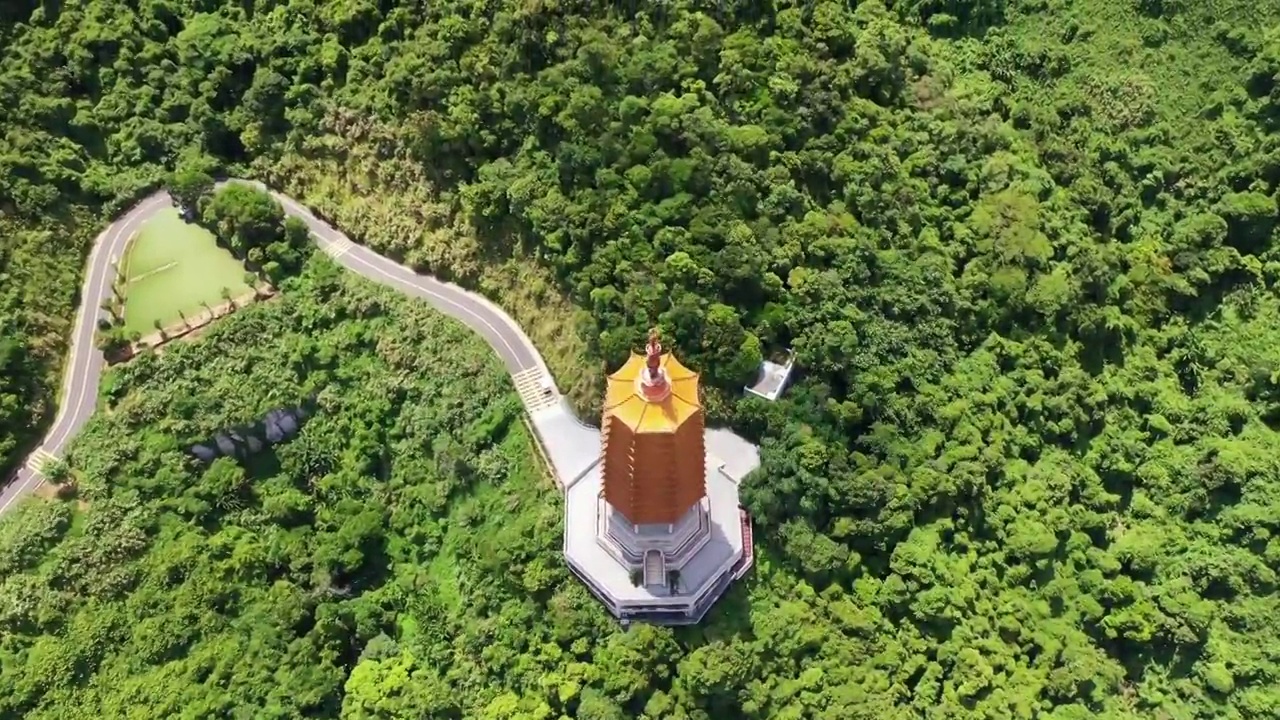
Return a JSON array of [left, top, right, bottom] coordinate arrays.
[[601, 328, 706, 527], [562, 329, 756, 625]]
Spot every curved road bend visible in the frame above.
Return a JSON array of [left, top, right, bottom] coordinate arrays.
[[0, 185, 553, 516]]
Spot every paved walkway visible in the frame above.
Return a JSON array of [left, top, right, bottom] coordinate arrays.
[[0, 182, 758, 524]]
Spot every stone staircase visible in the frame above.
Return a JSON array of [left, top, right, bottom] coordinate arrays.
[[732, 509, 755, 580], [512, 367, 559, 413], [643, 550, 666, 588]]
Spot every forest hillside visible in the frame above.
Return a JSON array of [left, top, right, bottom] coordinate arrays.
[[2, 0, 1280, 718]]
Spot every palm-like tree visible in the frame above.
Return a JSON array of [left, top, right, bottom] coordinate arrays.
[[96, 328, 120, 352], [99, 299, 119, 325]]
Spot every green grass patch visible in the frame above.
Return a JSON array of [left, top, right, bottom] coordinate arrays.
[[412, 424, 560, 622], [121, 208, 251, 334], [424, 516, 467, 615]]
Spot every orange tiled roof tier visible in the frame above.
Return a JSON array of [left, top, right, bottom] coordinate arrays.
[[600, 351, 707, 526]]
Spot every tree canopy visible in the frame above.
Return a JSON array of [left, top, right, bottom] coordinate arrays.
[[3, 0, 1280, 718]]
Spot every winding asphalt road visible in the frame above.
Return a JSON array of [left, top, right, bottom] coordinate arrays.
[[0, 181, 554, 516]]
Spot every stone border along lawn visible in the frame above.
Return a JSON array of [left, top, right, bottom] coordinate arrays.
[[119, 207, 252, 335], [108, 286, 276, 366]]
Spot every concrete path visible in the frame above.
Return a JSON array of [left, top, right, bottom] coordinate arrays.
[[0, 183, 561, 516], [1, 194, 169, 515], [1, 182, 762, 530]]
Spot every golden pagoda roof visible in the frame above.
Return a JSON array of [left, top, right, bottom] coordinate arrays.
[[604, 352, 701, 433]]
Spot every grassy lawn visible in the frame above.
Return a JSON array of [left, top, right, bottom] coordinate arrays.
[[121, 208, 252, 334]]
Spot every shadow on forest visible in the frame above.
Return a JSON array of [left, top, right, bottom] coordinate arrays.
[[1099, 631, 1204, 690], [241, 443, 283, 486], [1078, 336, 1127, 376]]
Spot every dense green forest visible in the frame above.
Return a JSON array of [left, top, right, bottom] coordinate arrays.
[[4, 0, 1280, 717]]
